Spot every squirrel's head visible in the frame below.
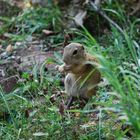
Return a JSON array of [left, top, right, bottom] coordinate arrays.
[[63, 43, 85, 65]]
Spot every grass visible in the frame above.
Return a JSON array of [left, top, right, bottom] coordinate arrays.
[[80, 25, 140, 138], [0, 5, 62, 45], [0, 0, 140, 139]]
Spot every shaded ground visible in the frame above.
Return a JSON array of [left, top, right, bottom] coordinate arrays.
[[0, 38, 63, 92]]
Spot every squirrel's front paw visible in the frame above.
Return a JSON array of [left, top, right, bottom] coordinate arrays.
[[55, 65, 65, 73], [55, 65, 59, 70]]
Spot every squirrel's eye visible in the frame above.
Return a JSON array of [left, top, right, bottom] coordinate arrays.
[[72, 50, 78, 55]]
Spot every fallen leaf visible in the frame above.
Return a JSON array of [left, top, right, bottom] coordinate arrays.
[[75, 112, 80, 117], [0, 75, 18, 93], [59, 102, 65, 116], [24, 2, 32, 8], [80, 121, 96, 129], [6, 44, 13, 53], [42, 29, 55, 36], [74, 10, 87, 27], [0, 69, 5, 77]]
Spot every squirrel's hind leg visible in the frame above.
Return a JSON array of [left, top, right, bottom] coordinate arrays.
[[65, 96, 74, 109]]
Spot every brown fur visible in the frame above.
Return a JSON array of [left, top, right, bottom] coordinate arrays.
[[57, 43, 101, 99]]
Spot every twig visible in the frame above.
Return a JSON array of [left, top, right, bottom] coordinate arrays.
[[89, 0, 124, 36]]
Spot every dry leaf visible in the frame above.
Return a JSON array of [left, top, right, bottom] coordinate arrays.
[[74, 11, 87, 27], [24, 2, 32, 8], [75, 112, 80, 117], [81, 121, 96, 129], [0, 76, 18, 93], [59, 102, 65, 116], [6, 44, 13, 53], [42, 29, 55, 36]]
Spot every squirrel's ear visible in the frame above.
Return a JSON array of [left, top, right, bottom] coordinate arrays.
[[63, 33, 73, 48]]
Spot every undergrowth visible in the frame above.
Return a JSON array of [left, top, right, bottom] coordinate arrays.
[[0, 5, 62, 44], [0, 0, 140, 139]]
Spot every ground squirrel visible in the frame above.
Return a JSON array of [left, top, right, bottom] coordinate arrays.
[[57, 43, 101, 107]]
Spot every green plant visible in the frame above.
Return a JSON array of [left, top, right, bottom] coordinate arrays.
[[77, 24, 140, 138], [0, 6, 62, 42]]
